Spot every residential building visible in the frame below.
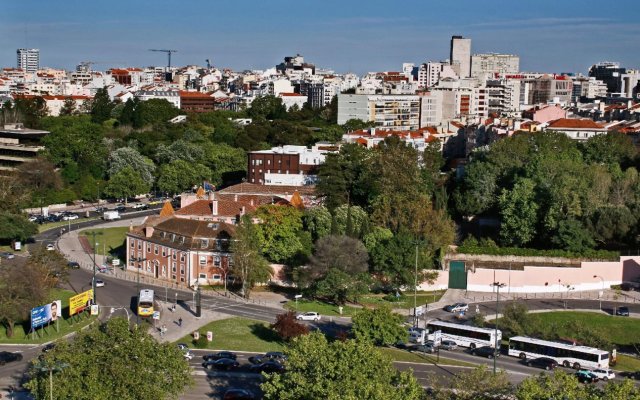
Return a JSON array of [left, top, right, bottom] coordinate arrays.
[[278, 92, 307, 110], [470, 53, 520, 80], [418, 62, 458, 88], [485, 79, 521, 115], [135, 90, 181, 109], [337, 93, 421, 131], [525, 75, 573, 105], [589, 62, 626, 94], [179, 91, 216, 113], [545, 118, 608, 140], [247, 143, 336, 186], [450, 36, 471, 78], [126, 216, 235, 287], [218, 182, 318, 207], [572, 76, 608, 102], [522, 104, 567, 124], [276, 54, 315, 77], [0, 123, 49, 171], [17, 49, 39, 73]]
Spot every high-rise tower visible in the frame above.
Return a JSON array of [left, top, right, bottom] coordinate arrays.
[[450, 36, 471, 78], [17, 48, 39, 72]]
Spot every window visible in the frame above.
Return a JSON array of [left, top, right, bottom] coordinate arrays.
[[162, 248, 166, 257], [147, 245, 151, 253], [154, 245, 159, 255], [130, 240, 135, 248], [214, 256, 221, 266], [162, 265, 166, 277], [180, 268, 185, 274], [171, 234, 176, 242], [180, 254, 185, 262], [199, 273, 206, 279], [172, 263, 177, 272], [172, 274, 176, 280], [199, 256, 206, 266], [180, 277, 185, 282], [137, 241, 142, 250], [213, 274, 221, 280], [200, 239, 208, 249], [172, 252, 177, 260]]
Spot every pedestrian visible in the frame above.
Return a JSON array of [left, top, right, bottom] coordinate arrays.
[[178, 317, 182, 327]]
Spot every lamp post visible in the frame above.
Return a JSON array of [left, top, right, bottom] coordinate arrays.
[[593, 275, 604, 310], [491, 281, 506, 375], [412, 240, 425, 328], [88, 231, 103, 305], [34, 361, 69, 400], [129, 256, 147, 325]]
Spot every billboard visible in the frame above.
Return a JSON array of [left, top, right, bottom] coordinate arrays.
[[69, 289, 93, 316], [31, 300, 62, 329]]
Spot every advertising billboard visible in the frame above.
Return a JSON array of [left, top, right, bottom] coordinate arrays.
[[31, 300, 62, 329], [69, 289, 93, 316]]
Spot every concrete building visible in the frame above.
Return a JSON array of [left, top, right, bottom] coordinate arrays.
[[135, 90, 181, 109], [17, 49, 39, 73], [450, 36, 471, 78], [247, 143, 337, 186], [278, 92, 307, 110], [485, 79, 521, 115], [545, 118, 608, 140], [0, 123, 49, 171], [337, 93, 422, 131], [525, 75, 573, 105], [522, 104, 567, 124], [470, 53, 519, 80], [572, 76, 608, 102], [589, 62, 626, 94], [418, 62, 458, 88]]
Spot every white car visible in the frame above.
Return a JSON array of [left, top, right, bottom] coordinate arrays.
[[183, 351, 194, 360], [591, 368, 615, 381], [445, 303, 469, 313], [62, 214, 79, 221], [46, 244, 55, 251], [296, 312, 321, 321], [93, 279, 105, 288]]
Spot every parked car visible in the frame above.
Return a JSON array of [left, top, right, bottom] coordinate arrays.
[[115, 204, 126, 212], [415, 343, 436, 354], [92, 279, 105, 288], [67, 261, 80, 269], [223, 388, 256, 400], [444, 303, 469, 313], [203, 351, 237, 362], [616, 306, 630, 316], [46, 244, 55, 251], [41, 343, 56, 353], [177, 343, 189, 351], [439, 340, 458, 351], [525, 357, 558, 370], [147, 197, 164, 205], [203, 358, 240, 371], [249, 361, 285, 374], [472, 346, 501, 359], [591, 368, 615, 381], [296, 312, 321, 321], [576, 370, 599, 383], [183, 350, 194, 361], [249, 352, 287, 364], [94, 206, 107, 213], [0, 251, 15, 259], [0, 351, 23, 365], [131, 203, 148, 210], [62, 214, 79, 221]]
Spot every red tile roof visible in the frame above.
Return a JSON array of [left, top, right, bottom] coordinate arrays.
[[547, 118, 605, 129]]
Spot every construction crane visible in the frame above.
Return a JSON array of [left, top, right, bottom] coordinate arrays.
[[149, 49, 178, 68], [205, 59, 211, 69]]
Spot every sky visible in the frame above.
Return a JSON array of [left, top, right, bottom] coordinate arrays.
[[2, 0, 640, 75]]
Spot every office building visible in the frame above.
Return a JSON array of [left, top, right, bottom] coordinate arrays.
[[17, 48, 39, 73], [450, 36, 471, 78], [471, 53, 520, 80]]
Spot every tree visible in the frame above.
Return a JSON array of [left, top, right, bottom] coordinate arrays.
[[454, 160, 500, 217], [157, 160, 211, 195], [25, 318, 192, 399], [231, 215, 273, 298], [429, 365, 512, 400], [0, 211, 37, 243], [351, 305, 407, 346], [302, 206, 332, 241], [16, 157, 62, 192], [551, 218, 596, 252], [316, 144, 370, 210], [59, 97, 76, 116], [271, 311, 309, 341], [91, 87, 115, 124], [498, 178, 538, 247], [155, 139, 206, 164], [499, 302, 532, 336], [254, 205, 307, 264], [14, 96, 48, 128], [204, 143, 247, 187], [108, 147, 156, 185], [581, 131, 637, 168], [247, 95, 287, 120], [333, 205, 368, 237], [134, 98, 180, 128], [261, 331, 423, 400], [516, 370, 598, 400], [104, 166, 150, 202]]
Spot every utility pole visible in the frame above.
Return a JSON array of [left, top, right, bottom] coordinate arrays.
[[130, 256, 147, 325], [491, 282, 506, 375], [89, 231, 103, 305]]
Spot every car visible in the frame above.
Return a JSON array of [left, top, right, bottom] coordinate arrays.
[[46, 244, 55, 251], [444, 303, 469, 313], [183, 350, 194, 361], [115, 204, 126, 212], [439, 340, 458, 351], [177, 343, 189, 351], [249, 361, 285, 374], [62, 214, 79, 221], [203, 351, 237, 362], [576, 370, 599, 383], [0, 351, 23, 365], [41, 343, 56, 353], [415, 343, 436, 353], [591, 368, 616, 381], [92, 279, 105, 288], [525, 357, 558, 370], [616, 306, 630, 316], [0, 251, 15, 259], [223, 388, 256, 400], [132, 203, 149, 210], [147, 197, 164, 205], [203, 358, 240, 370], [296, 312, 321, 321], [471, 346, 501, 359], [249, 351, 287, 364], [97, 265, 109, 273], [67, 261, 80, 269]]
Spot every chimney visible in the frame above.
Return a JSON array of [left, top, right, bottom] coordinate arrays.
[[240, 206, 246, 216], [144, 227, 154, 238], [250, 199, 254, 206], [234, 194, 238, 202], [212, 198, 218, 216]]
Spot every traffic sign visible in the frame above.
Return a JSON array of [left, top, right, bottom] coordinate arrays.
[[152, 311, 160, 320], [112, 258, 120, 266], [434, 330, 442, 346], [414, 305, 425, 317]]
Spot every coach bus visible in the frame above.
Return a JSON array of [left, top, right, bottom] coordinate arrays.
[[137, 289, 155, 317], [426, 320, 501, 349], [508, 336, 609, 369]]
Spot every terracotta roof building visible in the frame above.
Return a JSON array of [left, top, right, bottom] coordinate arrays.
[[545, 118, 608, 141]]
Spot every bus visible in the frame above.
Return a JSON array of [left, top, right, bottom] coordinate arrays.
[[426, 320, 501, 349], [138, 289, 154, 317], [508, 336, 609, 370]]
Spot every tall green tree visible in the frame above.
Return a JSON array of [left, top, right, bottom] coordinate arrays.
[[25, 318, 192, 400], [157, 160, 211, 195], [516, 370, 598, 400], [231, 215, 273, 298], [351, 305, 407, 346], [261, 332, 423, 400], [254, 205, 308, 263], [90, 87, 115, 124], [429, 365, 512, 400], [498, 178, 539, 247], [316, 144, 370, 210], [247, 95, 287, 120], [108, 147, 156, 185], [104, 166, 150, 201], [59, 97, 76, 116], [0, 211, 37, 242]]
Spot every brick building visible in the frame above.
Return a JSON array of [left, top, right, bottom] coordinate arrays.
[[247, 144, 336, 186], [179, 91, 216, 113]]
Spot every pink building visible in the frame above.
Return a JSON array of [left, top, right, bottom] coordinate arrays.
[[522, 104, 567, 124]]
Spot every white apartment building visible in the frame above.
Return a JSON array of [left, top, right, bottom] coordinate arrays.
[[337, 94, 421, 131], [135, 90, 181, 108], [278, 92, 307, 110], [17, 49, 39, 73], [470, 53, 520, 80], [450, 36, 471, 78], [418, 62, 458, 89], [572, 76, 608, 101]]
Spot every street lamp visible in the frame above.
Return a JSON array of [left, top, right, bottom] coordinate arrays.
[[491, 281, 506, 375], [412, 240, 425, 328], [593, 275, 604, 310], [88, 231, 103, 305], [129, 256, 147, 325], [33, 361, 69, 400]]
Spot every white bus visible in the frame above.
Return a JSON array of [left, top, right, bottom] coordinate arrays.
[[137, 289, 155, 317], [426, 320, 501, 349], [508, 336, 609, 370]]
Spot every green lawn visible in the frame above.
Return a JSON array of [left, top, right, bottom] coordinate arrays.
[[380, 347, 476, 367], [359, 290, 445, 309], [38, 217, 98, 233], [0, 288, 96, 344], [531, 312, 640, 347], [615, 354, 640, 372], [81, 227, 128, 256], [283, 300, 360, 316], [177, 317, 284, 352]]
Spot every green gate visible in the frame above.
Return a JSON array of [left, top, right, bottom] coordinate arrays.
[[448, 261, 467, 289]]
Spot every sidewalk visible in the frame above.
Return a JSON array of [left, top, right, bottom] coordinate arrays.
[[147, 301, 231, 343]]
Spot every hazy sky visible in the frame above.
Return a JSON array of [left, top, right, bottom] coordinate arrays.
[[3, 0, 639, 75]]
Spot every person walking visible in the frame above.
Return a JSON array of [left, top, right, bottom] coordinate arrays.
[[178, 317, 182, 327]]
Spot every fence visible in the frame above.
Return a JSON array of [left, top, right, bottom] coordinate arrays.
[[463, 290, 640, 304]]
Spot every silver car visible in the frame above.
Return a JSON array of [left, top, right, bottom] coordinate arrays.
[[439, 340, 458, 350]]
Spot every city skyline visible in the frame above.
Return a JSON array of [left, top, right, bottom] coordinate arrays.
[[2, 0, 640, 74]]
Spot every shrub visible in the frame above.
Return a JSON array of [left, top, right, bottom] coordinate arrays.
[[272, 311, 309, 341]]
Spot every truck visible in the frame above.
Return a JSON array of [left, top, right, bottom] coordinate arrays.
[[103, 211, 121, 221]]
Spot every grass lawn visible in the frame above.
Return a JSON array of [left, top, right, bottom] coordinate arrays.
[[530, 312, 640, 347], [283, 300, 360, 317], [359, 290, 445, 310], [38, 217, 98, 233], [81, 227, 128, 256], [177, 317, 284, 352], [380, 347, 476, 368], [615, 354, 640, 372], [0, 288, 96, 344]]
